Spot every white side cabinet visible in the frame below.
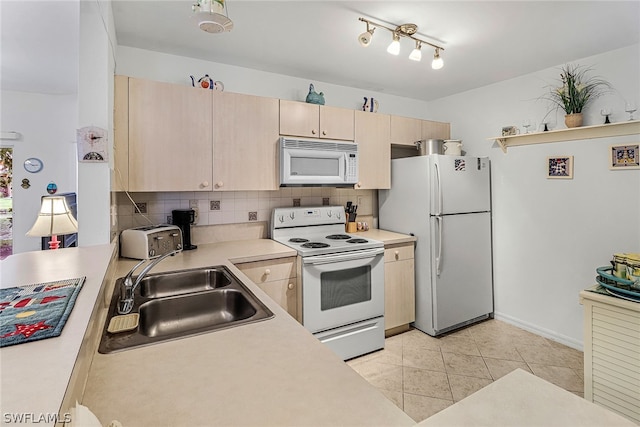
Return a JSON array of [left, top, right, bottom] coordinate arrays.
[[580, 289, 640, 424]]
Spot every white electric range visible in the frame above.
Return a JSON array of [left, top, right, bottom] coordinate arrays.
[[271, 206, 385, 360]]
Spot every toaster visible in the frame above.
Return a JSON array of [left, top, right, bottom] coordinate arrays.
[[120, 224, 183, 260]]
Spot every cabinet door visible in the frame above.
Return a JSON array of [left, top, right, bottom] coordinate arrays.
[[422, 120, 451, 140], [256, 279, 297, 321], [384, 258, 416, 330], [320, 105, 354, 140], [355, 111, 390, 189], [128, 78, 213, 191], [113, 75, 129, 191], [279, 100, 319, 138], [390, 115, 422, 146], [213, 92, 279, 191], [384, 243, 415, 331]]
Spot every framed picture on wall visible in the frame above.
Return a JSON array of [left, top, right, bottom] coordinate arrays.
[[547, 156, 573, 179], [609, 144, 640, 170]]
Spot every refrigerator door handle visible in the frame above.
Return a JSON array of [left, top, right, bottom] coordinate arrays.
[[436, 216, 442, 276], [434, 161, 442, 215]]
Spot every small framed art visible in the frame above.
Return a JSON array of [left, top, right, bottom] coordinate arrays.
[[609, 144, 639, 170], [547, 156, 573, 179]]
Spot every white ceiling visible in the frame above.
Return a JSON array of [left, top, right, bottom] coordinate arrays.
[[2, 1, 639, 101]]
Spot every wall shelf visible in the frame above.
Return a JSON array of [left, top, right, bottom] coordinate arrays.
[[488, 120, 640, 153]]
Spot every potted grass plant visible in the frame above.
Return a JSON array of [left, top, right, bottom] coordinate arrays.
[[544, 64, 611, 128]]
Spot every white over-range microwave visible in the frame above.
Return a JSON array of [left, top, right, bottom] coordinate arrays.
[[279, 137, 359, 187]]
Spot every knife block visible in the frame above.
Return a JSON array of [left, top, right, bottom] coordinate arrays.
[[345, 222, 357, 233]]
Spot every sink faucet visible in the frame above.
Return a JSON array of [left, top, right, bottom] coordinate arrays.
[[118, 249, 182, 315]]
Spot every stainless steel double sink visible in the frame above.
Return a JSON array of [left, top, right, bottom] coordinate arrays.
[[99, 266, 273, 353]]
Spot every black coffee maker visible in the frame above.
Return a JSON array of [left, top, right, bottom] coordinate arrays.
[[172, 209, 197, 250]]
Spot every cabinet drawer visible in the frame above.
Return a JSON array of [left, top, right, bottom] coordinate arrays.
[[236, 257, 296, 284], [385, 244, 414, 263]]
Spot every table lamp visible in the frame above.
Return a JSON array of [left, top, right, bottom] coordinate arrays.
[[26, 195, 78, 249]]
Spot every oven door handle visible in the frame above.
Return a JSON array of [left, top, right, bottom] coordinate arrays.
[[303, 247, 384, 265]]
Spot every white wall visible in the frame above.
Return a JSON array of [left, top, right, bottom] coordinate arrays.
[[427, 44, 640, 349], [77, 0, 117, 247], [116, 46, 431, 120], [0, 91, 78, 253]]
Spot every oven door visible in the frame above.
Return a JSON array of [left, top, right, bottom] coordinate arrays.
[[302, 247, 384, 333]]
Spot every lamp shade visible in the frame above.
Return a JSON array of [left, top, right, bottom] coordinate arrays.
[[26, 196, 78, 237]]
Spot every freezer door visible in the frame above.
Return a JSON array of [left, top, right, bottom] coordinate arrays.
[[430, 155, 491, 215], [430, 212, 493, 333]]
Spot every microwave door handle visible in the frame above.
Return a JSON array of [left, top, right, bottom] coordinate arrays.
[[303, 247, 384, 265]]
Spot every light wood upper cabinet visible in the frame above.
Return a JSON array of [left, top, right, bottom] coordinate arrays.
[[354, 111, 390, 189], [390, 115, 422, 146], [127, 77, 213, 192], [213, 92, 279, 191], [280, 100, 354, 141], [422, 120, 451, 141]]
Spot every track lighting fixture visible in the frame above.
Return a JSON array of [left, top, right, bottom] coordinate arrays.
[[358, 17, 445, 69]]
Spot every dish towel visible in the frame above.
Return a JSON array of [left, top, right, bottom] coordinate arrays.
[[0, 277, 86, 348]]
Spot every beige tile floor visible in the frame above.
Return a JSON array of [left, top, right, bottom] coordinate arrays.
[[347, 319, 584, 423]]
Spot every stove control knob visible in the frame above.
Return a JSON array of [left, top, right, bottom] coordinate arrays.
[[278, 215, 285, 223], [335, 211, 342, 220], [327, 211, 332, 217], [289, 212, 295, 220]]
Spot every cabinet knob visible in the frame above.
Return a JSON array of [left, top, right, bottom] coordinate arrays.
[[355, 182, 362, 189], [311, 129, 317, 135], [288, 283, 294, 290], [395, 250, 399, 260], [201, 181, 210, 188], [216, 181, 224, 188], [322, 130, 327, 136], [264, 269, 271, 275]]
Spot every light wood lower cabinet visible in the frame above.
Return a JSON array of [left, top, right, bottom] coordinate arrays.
[[384, 243, 415, 333], [235, 257, 299, 322], [581, 290, 640, 424]]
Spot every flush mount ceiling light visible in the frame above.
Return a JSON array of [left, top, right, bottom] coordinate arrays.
[[358, 17, 445, 69], [192, 0, 233, 34]]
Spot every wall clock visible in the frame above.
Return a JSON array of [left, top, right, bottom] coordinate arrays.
[[23, 157, 43, 173]]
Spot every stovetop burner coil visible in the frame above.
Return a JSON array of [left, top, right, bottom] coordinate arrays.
[[301, 242, 331, 249], [326, 234, 352, 240], [346, 238, 369, 244], [288, 238, 310, 243]]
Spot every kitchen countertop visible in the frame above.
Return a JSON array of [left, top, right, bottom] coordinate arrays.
[[355, 229, 417, 246], [416, 369, 636, 426], [0, 244, 114, 424], [81, 239, 415, 427]]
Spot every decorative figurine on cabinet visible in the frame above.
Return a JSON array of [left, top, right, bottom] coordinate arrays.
[[362, 97, 379, 113], [305, 84, 325, 105]]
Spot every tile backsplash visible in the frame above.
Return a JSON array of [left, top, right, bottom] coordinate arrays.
[[116, 188, 376, 231]]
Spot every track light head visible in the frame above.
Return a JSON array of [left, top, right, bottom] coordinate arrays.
[[432, 47, 444, 69], [409, 41, 422, 61], [358, 23, 375, 47], [387, 32, 401, 55]]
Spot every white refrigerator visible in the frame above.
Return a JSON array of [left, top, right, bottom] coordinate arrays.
[[378, 155, 493, 336]]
